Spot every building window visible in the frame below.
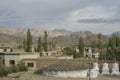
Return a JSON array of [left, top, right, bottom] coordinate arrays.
[[4, 49, 7, 52], [10, 49, 13, 52], [85, 48, 89, 53], [3, 59, 5, 64], [9, 60, 15, 65], [27, 63, 34, 67]]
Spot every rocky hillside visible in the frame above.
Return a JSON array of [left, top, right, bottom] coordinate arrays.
[[0, 27, 72, 37], [0, 27, 109, 47]]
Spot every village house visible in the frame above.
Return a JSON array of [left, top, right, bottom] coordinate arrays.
[[0, 46, 13, 52], [0, 52, 39, 69], [83, 47, 99, 59], [0, 46, 39, 69]]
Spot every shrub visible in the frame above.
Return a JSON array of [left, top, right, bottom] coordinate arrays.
[[8, 65, 19, 73], [18, 62, 28, 71], [73, 52, 81, 58], [0, 65, 8, 78]]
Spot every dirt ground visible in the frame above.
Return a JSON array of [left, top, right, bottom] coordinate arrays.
[[1, 70, 120, 80]]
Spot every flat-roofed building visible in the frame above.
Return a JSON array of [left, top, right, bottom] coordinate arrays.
[[0, 52, 20, 66], [20, 54, 39, 69], [84, 47, 99, 59], [0, 52, 39, 69], [0, 46, 13, 52]]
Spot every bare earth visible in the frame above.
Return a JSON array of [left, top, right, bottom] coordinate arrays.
[[1, 70, 120, 80]]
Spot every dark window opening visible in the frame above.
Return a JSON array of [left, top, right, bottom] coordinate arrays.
[[85, 48, 89, 52], [9, 60, 15, 65], [4, 49, 7, 52], [10, 49, 13, 52], [92, 55, 95, 59], [3, 59, 5, 64], [92, 49, 95, 53], [86, 55, 88, 57], [119, 63, 120, 72], [27, 63, 34, 67]]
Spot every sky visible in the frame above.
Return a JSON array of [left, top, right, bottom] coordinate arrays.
[[0, 0, 120, 35]]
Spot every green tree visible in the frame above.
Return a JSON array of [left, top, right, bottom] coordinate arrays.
[[17, 62, 28, 71], [26, 29, 32, 52], [107, 33, 120, 60], [43, 30, 48, 54], [97, 33, 105, 60], [63, 47, 75, 56], [110, 34, 117, 49], [49, 41, 53, 51], [91, 41, 97, 48], [78, 37, 84, 55], [97, 33, 103, 49], [116, 34, 120, 47], [62, 47, 80, 58], [23, 39, 26, 51], [106, 47, 115, 60], [37, 37, 43, 56], [0, 65, 8, 78]]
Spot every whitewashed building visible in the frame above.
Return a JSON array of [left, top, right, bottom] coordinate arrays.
[[20, 54, 39, 69], [39, 61, 98, 78], [0, 52, 39, 69], [0, 46, 13, 52], [83, 47, 99, 59]]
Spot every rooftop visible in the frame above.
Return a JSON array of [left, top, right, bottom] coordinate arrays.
[[36, 60, 91, 73], [20, 54, 39, 60], [0, 46, 12, 49]]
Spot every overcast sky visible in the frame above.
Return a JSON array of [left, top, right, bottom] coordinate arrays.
[[0, 0, 120, 34]]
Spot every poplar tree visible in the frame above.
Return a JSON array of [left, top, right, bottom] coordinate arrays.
[[23, 39, 26, 51], [44, 30, 48, 54], [37, 37, 42, 55], [26, 29, 32, 52], [97, 33, 104, 60], [78, 37, 84, 55]]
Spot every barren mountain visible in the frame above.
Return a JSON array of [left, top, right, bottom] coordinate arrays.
[[0, 27, 109, 47], [0, 27, 71, 38]]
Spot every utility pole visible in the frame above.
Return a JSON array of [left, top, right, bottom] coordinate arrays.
[[88, 52, 92, 80], [88, 56, 91, 80]]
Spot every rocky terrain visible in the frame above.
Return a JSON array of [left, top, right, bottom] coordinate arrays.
[[0, 27, 109, 47]]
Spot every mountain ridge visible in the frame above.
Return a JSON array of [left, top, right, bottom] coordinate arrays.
[[0, 27, 109, 47]]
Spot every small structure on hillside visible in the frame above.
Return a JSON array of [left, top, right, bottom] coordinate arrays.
[[84, 47, 99, 59], [101, 62, 110, 75], [84, 47, 92, 58], [0, 46, 13, 52], [111, 62, 120, 75], [36, 61, 98, 78]]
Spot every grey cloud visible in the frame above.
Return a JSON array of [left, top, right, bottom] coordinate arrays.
[[0, 0, 120, 34], [77, 18, 120, 24]]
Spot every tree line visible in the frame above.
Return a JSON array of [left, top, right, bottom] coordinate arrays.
[[62, 33, 120, 60], [23, 29, 55, 56], [91, 33, 120, 60], [22, 29, 120, 60]]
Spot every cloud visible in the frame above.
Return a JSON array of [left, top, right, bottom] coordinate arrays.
[[77, 18, 120, 24], [68, 6, 118, 24], [0, 0, 120, 34]]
